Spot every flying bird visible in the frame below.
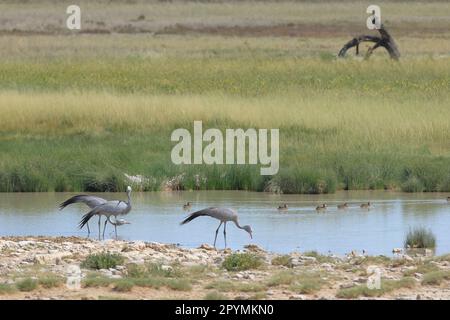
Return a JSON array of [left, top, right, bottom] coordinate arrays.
[[78, 186, 133, 239], [180, 207, 252, 249]]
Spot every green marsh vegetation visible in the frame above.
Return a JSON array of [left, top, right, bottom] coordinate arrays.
[[336, 277, 416, 299], [0, 1, 448, 193], [404, 227, 436, 249]]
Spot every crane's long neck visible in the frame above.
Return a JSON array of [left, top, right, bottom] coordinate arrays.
[[126, 191, 131, 206], [233, 219, 244, 230]]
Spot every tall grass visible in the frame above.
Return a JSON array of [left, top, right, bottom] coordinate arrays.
[[0, 55, 448, 193], [404, 227, 436, 249]]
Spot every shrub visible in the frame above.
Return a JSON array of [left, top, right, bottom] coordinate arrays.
[[271, 255, 293, 268], [38, 275, 64, 288], [16, 278, 38, 292], [267, 271, 297, 287], [204, 291, 227, 300], [222, 253, 263, 271], [0, 283, 16, 295], [113, 280, 134, 292], [82, 275, 115, 288], [422, 271, 450, 286], [81, 252, 125, 270], [336, 277, 415, 299], [404, 227, 436, 249]]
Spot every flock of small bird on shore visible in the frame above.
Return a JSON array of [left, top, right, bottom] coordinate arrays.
[[59, 188, 450, 249]]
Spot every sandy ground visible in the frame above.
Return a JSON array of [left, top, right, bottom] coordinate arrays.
[[1, 236, 450, 300]]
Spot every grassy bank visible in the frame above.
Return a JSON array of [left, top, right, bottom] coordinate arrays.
[[0, 58, 449, 192], [0, 1, 449, 193]]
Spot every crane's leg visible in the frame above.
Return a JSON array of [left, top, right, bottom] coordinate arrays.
[[213, 222, 223, 249], [86, 221, 90, 235], [102, 219, 108, 239], [98, 216, 102, 240], [223, 222, 227, 249], [114, 224, 118, 239]]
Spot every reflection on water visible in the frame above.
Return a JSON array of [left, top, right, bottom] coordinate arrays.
[[0, 191, 449, 255]]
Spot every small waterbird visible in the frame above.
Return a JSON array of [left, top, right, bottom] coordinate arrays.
[[447, 197, 450, 202], [107, 217, 131, 238], [277, 204, 288, 211], [78, 186, 133, 239], [183, 202, 193, 211], [316, 204, 327, 212], [337, 203, 348, 210], [180, 207, 253, 249], [360, 202, 371, 209]]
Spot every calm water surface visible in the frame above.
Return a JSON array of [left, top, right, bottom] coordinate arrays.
[[0, 191, 449, 256]]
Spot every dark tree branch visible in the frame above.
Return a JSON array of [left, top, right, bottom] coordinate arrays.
[[338, 25, 400, 60]]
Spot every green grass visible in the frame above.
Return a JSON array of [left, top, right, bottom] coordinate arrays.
[[0, 59, 448, 193], [421, 271, 450, 286], [222, 253, 263, 271], [0, 283, 16, 295], [15, 278, 38, 292], [0, 1, 448, 193], [267, 270, 298, 287], [206, 280, 266, 293], [403, 262, 439, 277], [271, 255, 293, 268], [336, 277, 416, 299], [404, 227, 437, 249], [38, 274, 65, 289], [83, 274, 115, 288], [81, 253, 125, 270], [123, 263, 192, 291], [113, 279, 134, 292], [267, 270, 327, 294], [204, 291, 228, 300], [303, 251, 336, 264]]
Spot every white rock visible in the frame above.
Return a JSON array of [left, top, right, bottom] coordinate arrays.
[[34, 251, 72, 265]]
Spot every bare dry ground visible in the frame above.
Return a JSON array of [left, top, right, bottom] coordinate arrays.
[[0, 0, 449, 37], [1, 237, 450, 300]]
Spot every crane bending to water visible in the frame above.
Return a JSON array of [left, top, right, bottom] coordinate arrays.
[[78, 186, 132, 239], [180, 207, 252, 249]]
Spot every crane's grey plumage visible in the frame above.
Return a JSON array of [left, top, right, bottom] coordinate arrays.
[[59, 195, 108, 234], [180, 207, 252, 248], [107, 217, 131, 238], [79, 186, 132, 239]]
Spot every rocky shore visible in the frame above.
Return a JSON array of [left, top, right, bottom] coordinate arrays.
[[1, 236, 450, 300]]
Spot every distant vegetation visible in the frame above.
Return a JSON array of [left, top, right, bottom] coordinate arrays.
[[404, 227, 436, 249], [0, 1, 448, 193]]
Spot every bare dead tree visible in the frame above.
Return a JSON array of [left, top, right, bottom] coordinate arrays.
[[338, 24, 400, 60]]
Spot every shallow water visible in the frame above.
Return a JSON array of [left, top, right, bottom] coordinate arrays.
[[0, 191, 449, 256]]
